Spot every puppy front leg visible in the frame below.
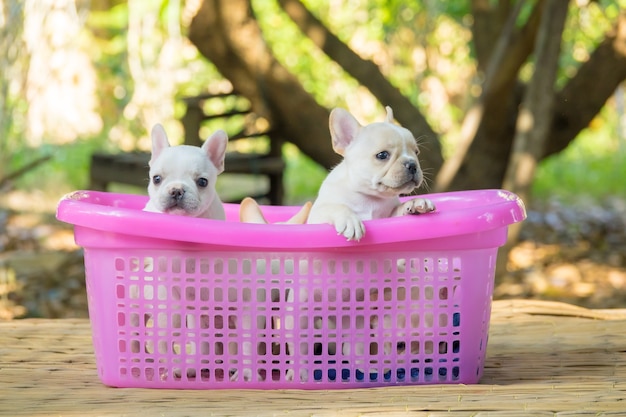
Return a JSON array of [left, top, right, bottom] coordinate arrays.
[[393, 198, 435, 217], [310, 204, 365, 241]]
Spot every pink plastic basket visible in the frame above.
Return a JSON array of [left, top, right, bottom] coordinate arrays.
[[56, 189, 525, 389]]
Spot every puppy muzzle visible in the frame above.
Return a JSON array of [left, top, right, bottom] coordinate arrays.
[[404, 160, 417, 175], [164, 186, 191, 211], [170, 187, 185, 202]]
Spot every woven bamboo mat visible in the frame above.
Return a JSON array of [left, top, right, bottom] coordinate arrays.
[[0, 299, 625, 416]]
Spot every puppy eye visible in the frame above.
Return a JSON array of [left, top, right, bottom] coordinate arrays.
[[376, 151, 390, 160], [152, 175, 162, 185], [196, 177, 209, 188]]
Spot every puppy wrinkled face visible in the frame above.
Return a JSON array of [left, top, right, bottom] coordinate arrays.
[[144, 124, 227, 219], [148, 147, 219, 216], [346, 123, 423, 197], [309, 106, 434, 240]]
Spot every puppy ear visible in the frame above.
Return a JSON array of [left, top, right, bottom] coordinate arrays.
[[329, 108, 361, 156], [239, 197, 268, 224], [202, 129, 228, 174], [150, 124, 170, 165], [384, 106, 394, 123]]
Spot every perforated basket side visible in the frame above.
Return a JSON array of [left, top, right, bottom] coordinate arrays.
[[83, 243, 497, 390]]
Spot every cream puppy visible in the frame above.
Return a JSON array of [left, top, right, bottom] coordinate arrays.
[[143, 123, 228, 328], [144, 123, 228, 220], [140, 124, 229, 368], [308, 106, 435, 240]]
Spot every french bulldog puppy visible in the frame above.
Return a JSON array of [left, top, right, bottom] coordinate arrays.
[[140, 124, 229, 370], [308, 106, 435, 240], [144, 123, 228, 220]]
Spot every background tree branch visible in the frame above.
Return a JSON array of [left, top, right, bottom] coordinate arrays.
[[277, 0, 443, 173], [546, 13, 626, 158], [435, 0, 530, 191], [188, 0, 339, 170], [443, 1, 544, 191]]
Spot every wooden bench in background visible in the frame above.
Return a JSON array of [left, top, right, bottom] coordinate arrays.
[[89, 91, 285, 205]]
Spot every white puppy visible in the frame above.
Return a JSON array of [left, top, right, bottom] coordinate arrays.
[[306, 106, 436, 365], [141, 124, 229, 381], [144, 123, 228, 220], [308, 106, 435, 240]]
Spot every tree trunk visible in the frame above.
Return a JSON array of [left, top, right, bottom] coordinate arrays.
[[188, 0, 339, 170], [496, 0, 570, 279], [447, 6, 626, 192], [503, 0, 569, 203], [444, 2, 543, 191], [435, 1, 538, 191]]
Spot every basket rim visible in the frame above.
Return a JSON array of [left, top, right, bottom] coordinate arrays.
[[56, 189, 526, 249]]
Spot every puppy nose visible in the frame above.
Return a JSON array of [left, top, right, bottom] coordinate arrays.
[[170, 188, 185, 201], [404, 160, 417, 175]]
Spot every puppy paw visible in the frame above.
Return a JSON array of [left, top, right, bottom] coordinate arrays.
[[335, 213, 365, 241], [401, 198, 436, 215]]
